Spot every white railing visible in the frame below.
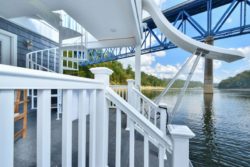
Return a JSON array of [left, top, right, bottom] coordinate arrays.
[[0, 65, 195, 167], [0, 65, 106, 167], [132, 87, 167, 131], [26, 47, 59, 72], [26, 48, 62, 119], [110, 85, 127, 100], [126, 80, 167, 135], [106, 87, 172, 167], [109, 85, 127, 108]]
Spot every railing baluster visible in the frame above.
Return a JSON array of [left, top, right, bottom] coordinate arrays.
[[129, 119, 135, 167], [115, 108, 122, 167], [41, 51, 44, 67], [35, 52, 38, 69], [137, 95, 140, 112], [159, 146, 165, 167], [89, 90, 97, 167], [47, 50, 50, 70], [31, 89, 35, 109], [118, 88, 121, 98], [160, 108, 166, 135], [0, 90, 14, 167], [125, 89, 128, 101], [37, 90, 51, 167], [142, 100, 145, 115], [148, 105, 151, 120], [154, 109, 157, 125], [144, 134, 149, 167], [54, 48, 56, 72], [121, 89, 124, 99], [78, 90, 87, 167], [62, 90, 73, 167], [66, 50, 69, 68]]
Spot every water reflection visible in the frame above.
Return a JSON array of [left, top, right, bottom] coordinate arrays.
[[202, 93, 217, 165], [143, 89, 250, 166], [142, 89, 161, 100]]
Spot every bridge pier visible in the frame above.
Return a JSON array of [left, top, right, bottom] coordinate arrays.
[[204, 36, 214, 94]]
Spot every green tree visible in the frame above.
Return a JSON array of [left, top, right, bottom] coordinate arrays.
[[64, 61, 203, 88]]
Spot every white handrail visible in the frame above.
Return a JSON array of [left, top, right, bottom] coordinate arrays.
[[26, 47, 60, 113], [132, 87, 158, 109], [0, 65, 103, 89], [27, 47, 59, 54], [109, 85, 128, 108], [0, 65, 107, 167], [106, 87, 172, 151], [0, 65, 195, 167], [29, 61, 55, 72]]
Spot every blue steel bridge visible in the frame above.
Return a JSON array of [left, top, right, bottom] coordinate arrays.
[[81, 0, 250, 66]]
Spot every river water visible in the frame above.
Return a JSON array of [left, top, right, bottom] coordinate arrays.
[[143, 89, 250, 167]]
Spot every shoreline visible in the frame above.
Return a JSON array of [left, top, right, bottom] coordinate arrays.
[[141, 86, 204, 90], [141, 86, 165, 90]]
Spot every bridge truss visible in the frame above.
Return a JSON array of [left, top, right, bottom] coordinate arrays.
[[81, 0, 250, 66]]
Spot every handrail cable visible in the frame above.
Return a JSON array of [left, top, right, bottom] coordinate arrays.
[[154, 53, 195, 104], [169, 52, 202, 123]]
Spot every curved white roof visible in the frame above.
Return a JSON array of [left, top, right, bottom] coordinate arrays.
[[0, 0, 245, 62], [0, 0, 138, 46], [143, 0, 244, 62]]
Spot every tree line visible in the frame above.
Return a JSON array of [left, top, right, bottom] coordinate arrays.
[[218, 70, 250, 89], [64, 61, 203, 88]]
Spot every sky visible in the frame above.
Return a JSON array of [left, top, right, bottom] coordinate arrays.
[[119, 0, 250, 83]]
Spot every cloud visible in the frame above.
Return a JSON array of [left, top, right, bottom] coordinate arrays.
[[141, 54, 155, 66], [119, 57, 134, 69], [119, 54, 207, 82], [141, 66, 157, 76], [153, 51, 166, 57], [214, 60, 222, 69], [155, 63, 178, 74], [236, 46, 250, 62], [118, 53, 156, 69]]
